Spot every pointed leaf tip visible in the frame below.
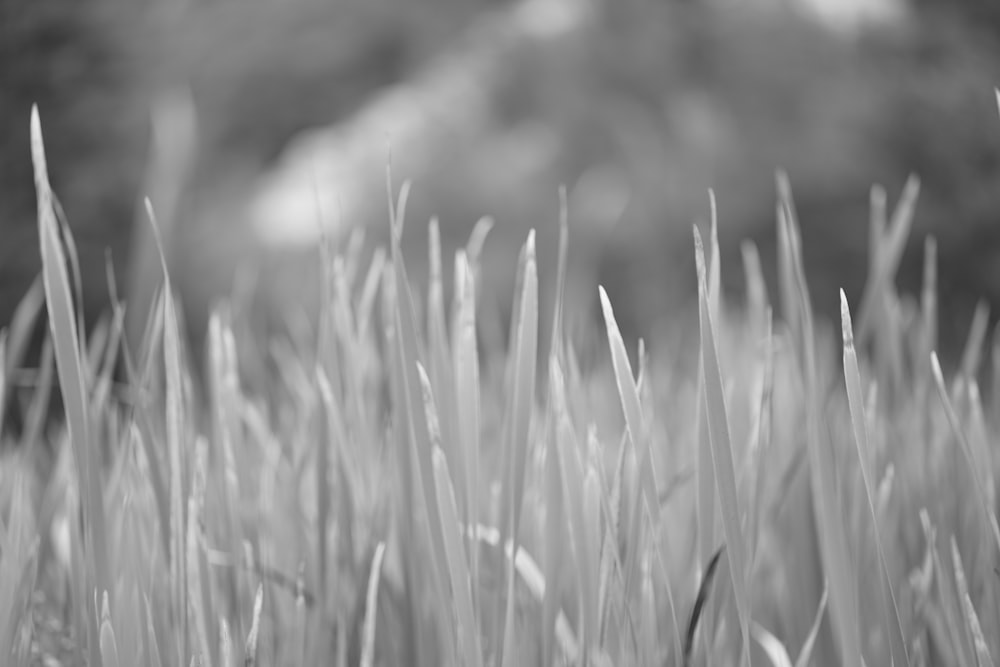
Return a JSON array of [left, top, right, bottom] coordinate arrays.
[[840, 289, 854, 347], [598, 285, 613, 321]]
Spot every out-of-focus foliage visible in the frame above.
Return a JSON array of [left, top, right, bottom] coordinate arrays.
[[5, 0, 1000, 357]]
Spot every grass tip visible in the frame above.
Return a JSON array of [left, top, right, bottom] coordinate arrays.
[[840, 289, 854, 347]]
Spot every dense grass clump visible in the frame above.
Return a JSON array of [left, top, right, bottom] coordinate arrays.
[[4, 109, 1000, 667]]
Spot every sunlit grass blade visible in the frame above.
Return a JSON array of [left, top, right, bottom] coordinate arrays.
[[30, 106, 107, 664], [452, 250, 481, 584], [500, 230, 538, 667], [427, 219, 462, 515], [840, 291, 909, 666], [752, 623, 793, 667], [244, 584, 263, 666], [388, 182, 451, 626], [598, 286, 660, 543], [360, 542, 387, 667], [693, 226, 750, 664], [432, 447, 484, 667]]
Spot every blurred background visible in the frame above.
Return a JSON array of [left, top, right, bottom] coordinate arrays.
[[5, 0, 1000, 363]]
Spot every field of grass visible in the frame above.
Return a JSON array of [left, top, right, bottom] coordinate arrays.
[[4, 99, 1000, 666]]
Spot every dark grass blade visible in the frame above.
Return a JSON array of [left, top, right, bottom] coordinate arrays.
[[684, 546, 724, 666]]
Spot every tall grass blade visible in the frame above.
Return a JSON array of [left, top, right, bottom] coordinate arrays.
[[840, 291, 909, 666], [776, 181, 862, 666], [500, 230, 538, 667], [30, 106, 107, 664], [144, 197, 190, 662], [452, 250, 481, 588], [693, 227, 750, 664]]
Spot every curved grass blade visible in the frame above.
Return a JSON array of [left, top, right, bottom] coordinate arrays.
[[752, 623, 793, 667], [794, 582, 829, 667], [684, 546, 724, 666]]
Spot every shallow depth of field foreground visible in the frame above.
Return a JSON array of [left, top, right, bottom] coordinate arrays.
[[6, 112, 1000, 667]]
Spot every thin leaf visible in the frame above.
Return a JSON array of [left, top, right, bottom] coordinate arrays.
[[432, 448, 484, 667], [359, 542, 387, 667], [31, 106, 107, 665], [684, 546, 724, 665], [840, 291, 909, 666], [693, 226, 750, 663]]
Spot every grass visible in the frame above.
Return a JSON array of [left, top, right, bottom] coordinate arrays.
[[4, 106, 1000, 667]]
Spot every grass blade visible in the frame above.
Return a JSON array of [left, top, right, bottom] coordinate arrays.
[[30, 106, 107, 664], [840, 291, 909, 666], [952, 538, 995, 667], [684, 546, 724, 665], [794, 582, 829, 667], [360, 542, 387, 667], [931, 353, 1000, 555], [432, 447, 484, 667], [693, 226, 750, 664], [500, 230, 539, 667]]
